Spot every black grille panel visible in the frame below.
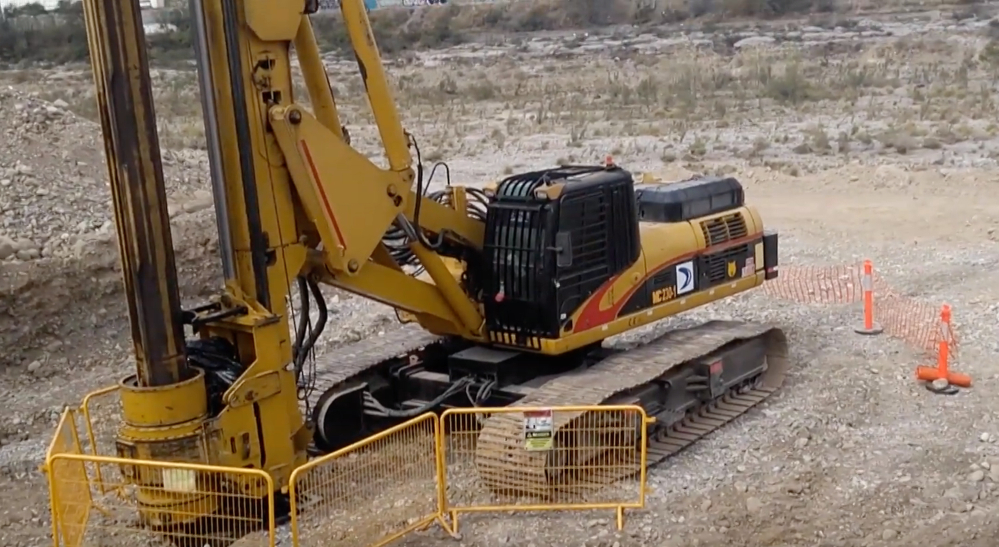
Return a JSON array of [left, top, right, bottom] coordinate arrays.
[[482, 165, 641, 344], [489, 206, 545, 301], [553, 191, 611, 305], [703, 244, 750, 283], [482, 202, 553, 338]]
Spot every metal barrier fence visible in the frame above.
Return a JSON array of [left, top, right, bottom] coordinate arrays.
[[289, 413, 445, 547], [46, 453, 277, 547], [53, 386, 650, 546], [79, 385, 121, 495], [764, 263, 958, 354], [46, 408, 89, 547], [45, 390, 278, 547], [439, 405, 651, 532]]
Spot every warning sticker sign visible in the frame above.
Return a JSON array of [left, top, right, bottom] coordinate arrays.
[[523, 409, 554, 451]]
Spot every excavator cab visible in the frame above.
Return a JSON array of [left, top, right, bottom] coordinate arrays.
[[482, 165, 640, 343]]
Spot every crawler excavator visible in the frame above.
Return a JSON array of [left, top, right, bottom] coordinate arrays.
[[78, 0, 788, 537]]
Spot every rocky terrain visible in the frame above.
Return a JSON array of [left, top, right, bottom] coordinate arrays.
[[4, 5, 999, 547]]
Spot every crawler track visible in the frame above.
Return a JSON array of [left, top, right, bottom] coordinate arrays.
[[306, 321, 788, 496], [473, 321, 788, 496]]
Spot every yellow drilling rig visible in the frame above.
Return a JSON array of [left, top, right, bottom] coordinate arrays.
[[75, 0, 787, 539]]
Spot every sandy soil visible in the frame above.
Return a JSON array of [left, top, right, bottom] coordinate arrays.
[[3, 6, 999, 547]]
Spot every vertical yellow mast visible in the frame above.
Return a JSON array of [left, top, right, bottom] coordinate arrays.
[[81, 0, 315, 529]]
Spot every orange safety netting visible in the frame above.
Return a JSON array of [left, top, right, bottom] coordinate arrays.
[[763, 263, 958, 355]]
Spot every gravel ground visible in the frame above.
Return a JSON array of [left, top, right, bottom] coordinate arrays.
[[0, 86, 211, 260], [3, 8, 999, 547]]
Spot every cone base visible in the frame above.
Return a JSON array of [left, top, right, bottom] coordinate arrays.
[[915, 366, 972, 388], [854, 323, 883, 335]]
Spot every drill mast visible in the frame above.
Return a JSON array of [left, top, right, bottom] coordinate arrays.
[[83, 0, 486, 524]]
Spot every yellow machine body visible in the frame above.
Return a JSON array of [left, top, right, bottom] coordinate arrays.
[[77, 0, 784, 533]]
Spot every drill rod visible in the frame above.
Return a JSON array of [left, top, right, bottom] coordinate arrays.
[[83, 0, 189, 386]]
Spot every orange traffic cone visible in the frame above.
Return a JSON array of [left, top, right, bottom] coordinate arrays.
[[854, 259, 883, 335], [915, 304, 971, 390]]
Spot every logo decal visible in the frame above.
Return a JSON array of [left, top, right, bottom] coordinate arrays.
[[727, 261, 737, 278], [676, 261, 695, 295]]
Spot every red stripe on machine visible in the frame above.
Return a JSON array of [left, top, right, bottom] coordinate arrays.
[[573, 233, 762, 333], [301, 141, 347, 249]]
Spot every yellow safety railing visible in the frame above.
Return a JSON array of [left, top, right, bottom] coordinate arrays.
[[439, 405, 652, 532], [46, 408, 89, 547], [288, 412, 447, 547], [79, 385, 120, 495], [46, 387, 278, 547], [54, 385, 652, 547], [45, 451, 277, 547]]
